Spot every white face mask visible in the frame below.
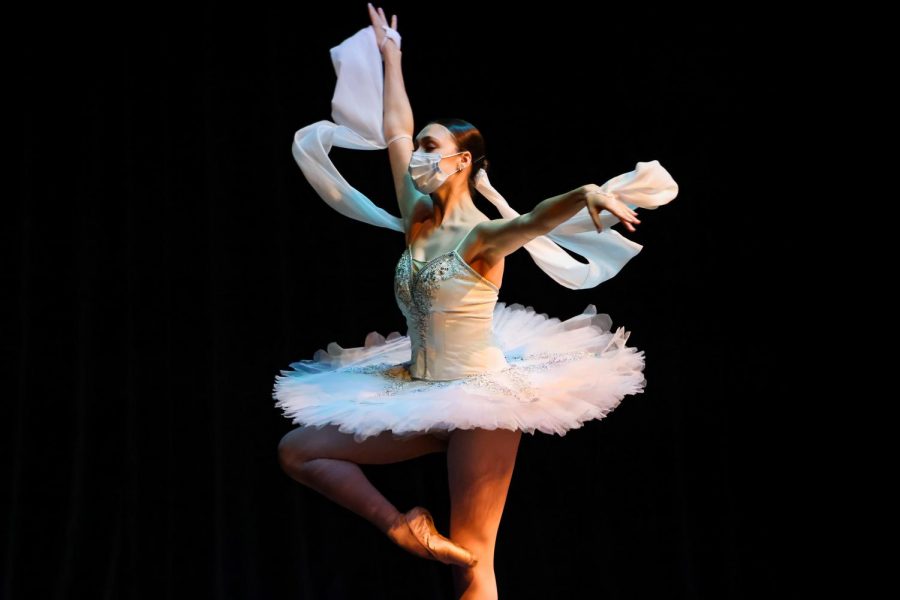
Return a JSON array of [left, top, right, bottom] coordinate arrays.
[[408, 149, 467, 194]]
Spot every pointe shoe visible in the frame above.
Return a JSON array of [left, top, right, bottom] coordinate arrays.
[[386, 512, 434, 562], [404, 506, 479, 568]]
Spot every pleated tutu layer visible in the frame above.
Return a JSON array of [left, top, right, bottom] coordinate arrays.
[[272, 302, 646, 442]]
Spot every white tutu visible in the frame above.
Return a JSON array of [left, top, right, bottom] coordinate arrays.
[[272, 302, 646, 442]]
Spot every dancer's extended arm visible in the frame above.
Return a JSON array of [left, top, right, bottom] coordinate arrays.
[[368, 4, 430, 231], [475, 185, 642, 260]]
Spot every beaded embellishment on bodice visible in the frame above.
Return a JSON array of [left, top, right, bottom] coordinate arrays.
[[393, 234, 508, 381]]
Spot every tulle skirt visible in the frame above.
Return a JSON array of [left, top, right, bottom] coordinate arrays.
[[272, 302, 646, 442]]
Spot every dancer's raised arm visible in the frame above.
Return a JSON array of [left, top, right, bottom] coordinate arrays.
[[367, 3, 430, 231]]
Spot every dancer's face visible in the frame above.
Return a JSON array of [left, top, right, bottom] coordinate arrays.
[[413, 124, 470, 170]]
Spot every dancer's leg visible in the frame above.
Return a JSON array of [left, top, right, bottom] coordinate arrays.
[[446, 427, 522, 600], [278, 424, 448, 535]]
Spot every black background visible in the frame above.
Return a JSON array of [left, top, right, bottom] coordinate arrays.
[[6, 1, 802, 598]]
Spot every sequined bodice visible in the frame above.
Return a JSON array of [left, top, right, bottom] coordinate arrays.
[[394, 240, 509, 381]]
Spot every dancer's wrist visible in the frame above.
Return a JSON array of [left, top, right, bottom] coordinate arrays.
[[381, 42, 402, 62]]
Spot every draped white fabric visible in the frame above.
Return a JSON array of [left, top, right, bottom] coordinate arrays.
[[291, 25, 679, 289]]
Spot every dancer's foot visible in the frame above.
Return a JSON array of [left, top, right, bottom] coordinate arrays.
[[403, 507, 478, 568], [386, 511, 436, 561]]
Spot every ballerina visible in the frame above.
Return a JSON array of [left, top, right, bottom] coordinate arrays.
[[274, 4, 678, 599]]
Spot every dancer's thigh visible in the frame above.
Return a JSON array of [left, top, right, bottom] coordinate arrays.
[[279, 424, 449, 465]]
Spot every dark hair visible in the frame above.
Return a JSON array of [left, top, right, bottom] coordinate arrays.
[[426, 117, 489, 199]]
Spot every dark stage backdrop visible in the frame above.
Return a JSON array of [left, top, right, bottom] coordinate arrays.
[[6, 2, 799, 598]]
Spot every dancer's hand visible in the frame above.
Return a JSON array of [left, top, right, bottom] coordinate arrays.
[[583, 184, 641, 233], [367, 3, 399, 55]]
